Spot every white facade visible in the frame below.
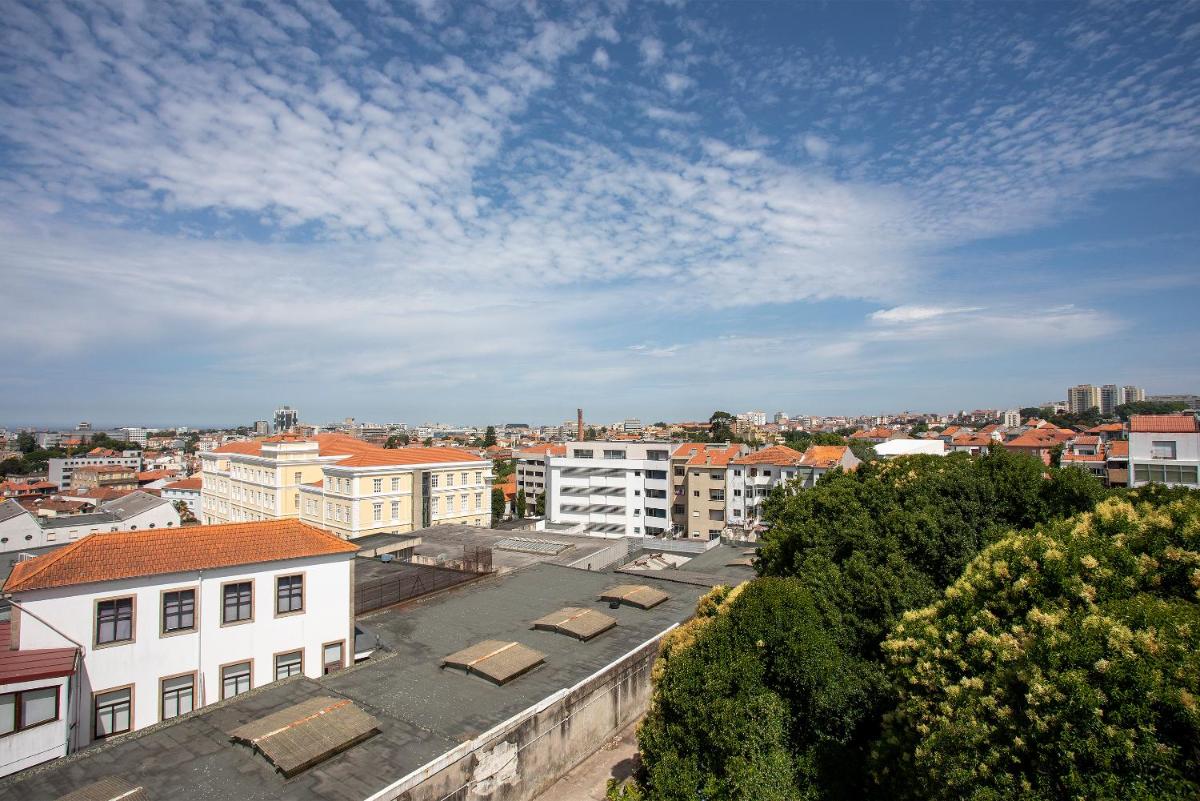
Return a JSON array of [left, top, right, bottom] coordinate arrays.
[[47, 453, 143, 490], [1129, 427, 1200, 488], [874, 439, 947, 458], [726, 462, 810, 527], [545, 442, 672, 537], [162, 484, 201, 517], [0, 673, 72, 775], [11, 552, 354, 749], [0, 500, 49, 553]]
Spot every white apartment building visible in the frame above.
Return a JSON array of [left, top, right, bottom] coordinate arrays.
[[47, 451, 143, 490], [0, 492, 180, 554], [2, 520, 357, 766], [200, 434, 491, 536], [1067, 384, 1101, 414], [726, 445, 861, 529], [161, 475, 202, 517], [0, 499, 46, 553], [544, 442, 673, 538], [515, 444, 565, 512], [1128, 414, 1200, 488]]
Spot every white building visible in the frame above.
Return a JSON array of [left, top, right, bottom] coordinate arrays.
[[544, 442, 673, 538], [1067, 384, 1101, 414], [727, 445, 860, 529], [874, 438, 947, 458], [1128, 414, 1199, 488], [36, 492, 181, 548], [0, 627, 77, 776], [738, 411, 767, 426], [2, 520, 357, 759], [119, 428, 149, 447], [161, 475, 202, 517], [1002, 409, 1020, 428], [47, 451, 143, 490], [0, 499, 47, 553], [515, 444, 565, 513]]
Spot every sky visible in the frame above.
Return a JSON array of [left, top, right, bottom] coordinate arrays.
[[2, 0, 1199, 428]]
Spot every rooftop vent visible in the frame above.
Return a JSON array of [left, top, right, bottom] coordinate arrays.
[[532, 607, 617, 641], [725, 557, 754, 567], [442, 640, 546, 684], [494, 537, 571, 555], [599, 584, 669, 610], [228, 696, 380, 777], [56, 777, 148, 801]]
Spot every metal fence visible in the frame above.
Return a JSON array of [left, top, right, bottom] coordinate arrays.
[[354, 547, 494, 615]]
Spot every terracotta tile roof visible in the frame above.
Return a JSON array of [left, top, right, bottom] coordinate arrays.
[[1062, 452, 1105, 463], [673, 443, 744, 466], [1086, 423, 1127, 433], [0, 644, 78, 684], [1072, 435, 1101, 446], [851, 427, 895, 439], [518, 444, 567, 458], [214, 434, 484, 467], [75, 465, 134, 475], [137, 469, 178, 482], [952, 434, 993, 447], [162, 475, 203, 491], [3, 520, 357, 594], [733, 445, 805, 466], [495, 475, 517, 501], [1006, 429, 1072, 449], [1108, 440, 1129, 458], [799, 445, 851, 468], [0, 480, 57, 492], [1129, 414, 1199, 433]]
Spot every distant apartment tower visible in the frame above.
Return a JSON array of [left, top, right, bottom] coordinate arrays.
[[773, 412, 789, 424], [622, 418, 643, 434], [273, 405, 299, 433], [1099, 385, 1125, 416], [253, 420, 270, 435], [739, 411, 767, 426], [120, 427, 148, 446], [1124, 385, 1146, 403], [1003, 409, 1020, 428], [544, 442, 673, 537], [1067, 384, 1101, 414]]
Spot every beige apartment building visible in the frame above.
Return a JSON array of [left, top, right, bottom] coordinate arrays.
[[199, 434, 491, 538], [671, 443, 748, 539]]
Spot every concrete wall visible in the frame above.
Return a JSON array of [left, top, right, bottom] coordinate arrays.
[[366, 627, 675, 801]]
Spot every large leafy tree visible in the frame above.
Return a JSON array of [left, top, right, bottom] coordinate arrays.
[[875, 494, 1200, 800], [637, 448, 1108, 800]]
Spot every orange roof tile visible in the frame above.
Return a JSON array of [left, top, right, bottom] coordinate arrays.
[[162, 475, 203, 491], [4, 520, 357, 594], [1130, 414, 1199, 433], [674, 443, 744, 466], [732, 445, 805, 466], [518, 444, 567, 458], [1108, 441, 1129, 457], [214, 434, 484, 466], [799, 445, 851, 468], [952, 434, 993, 447]]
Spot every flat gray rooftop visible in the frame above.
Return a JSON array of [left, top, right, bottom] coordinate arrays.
[[410, 523, 623, 572], [2, 563, 705, 801]]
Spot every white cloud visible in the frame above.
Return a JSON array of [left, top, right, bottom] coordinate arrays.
[[663, 71, 692, 93], [592, 46, 610, 69], [869, 305, 982, 324], [803, 134, 832, 160], [639, 36, 664, 65]]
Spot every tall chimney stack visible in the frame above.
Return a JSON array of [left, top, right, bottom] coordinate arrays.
[[577, 408, 584, 441]]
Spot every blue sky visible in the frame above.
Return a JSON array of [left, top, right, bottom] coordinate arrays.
[[2, 0, 1198, 428]]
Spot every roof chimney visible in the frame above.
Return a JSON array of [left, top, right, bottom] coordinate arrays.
[[577, 408, 584, 442]]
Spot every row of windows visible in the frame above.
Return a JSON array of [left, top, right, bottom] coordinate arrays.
[[430, 493, 483, 516], [1134, 463, 1199, 485], [429, 471, 486, 488], [91, 641, 346, 740], [95, 574, 306, 647]]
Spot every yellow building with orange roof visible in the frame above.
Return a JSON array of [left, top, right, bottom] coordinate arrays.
[[199, 433, 491, 538]]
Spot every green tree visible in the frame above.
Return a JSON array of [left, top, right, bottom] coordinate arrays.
[[846, 440, 877, 464], [534, 491, 546, 517], [908, 421, 929, 435], [1115, 399, 1186, 420], [586, 426, 598, 439], [493, 459, 515, 480], [875, 494, 1200, 801], [483, 426, 497, 447], [490, 486, 506, 525], [709, 411, 736, 440], [16, 432, 36, 454], [515, 488, 527, 518], [423, 437, 433, 447]]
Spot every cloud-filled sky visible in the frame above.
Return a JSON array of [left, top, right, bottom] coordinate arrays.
[[1, 0, 1198, 427]]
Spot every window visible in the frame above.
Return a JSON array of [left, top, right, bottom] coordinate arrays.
[[574, 449, 594, 459], [603, 449, 626, 459], [221, 662, 251, 699], [475, 492, 482, 510], [431, 474, 439, 487], [647, 450, 668, 460], [693, 490, 699, 497], [373, 478, 382, 493], [162, 589, 195, 634], [323, 641, 344, 674], [461, 472, 468, 485], [460, 493, 468, 512], [673, 466, 685, 476], [734, 469, 742, 476], [446, 473, 454, 487], [294, 471, 302, 484], [431, 497, 440, 514], [275, 650, 303, 680], [647, 470, 667, 480], [1151, 441, 1177, 459], [0, 687, 59, 735], [276, 575, 303, 615], [160, 674, 194, 721], [96, 597, 133, 646], [94, 687, 132, 738], [391, 477, 400, 491], [373, 502, 383, 522], [475, 471, 482, 484], [222, 581, 252, 624], [446, 495, 455, 513], [391, 500, 400, 520]]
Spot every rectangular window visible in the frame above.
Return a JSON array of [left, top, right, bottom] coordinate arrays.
[[96, 597, 133, 645], [431, 497, 440, 514], [475, 492, 482, 510], [391, 500, 400, 520], [373, 478, 382, 493], [574, 449, 593, 459], [323, 641, 344, 674], [1151, 440, 1177, 459], [461, 472, 468, 485], [446, 495, 455, 513], [475, 471, 482, 484], [221, 662, 251, 699], [276, 575, 303, 615], [647, 470, 667, 480], [294, 471, 302, 484], [446, 473, 454, 487], [460, 493, 468, 512], [222, 581, 252, 624], [373, 502, 382, 522], [160, 674, 194, 721], [275, 651, 303, 681], [162, 589, 195, 634], [94, 687, 131, 738], [391, 477, 400, 491], [0, 687, 59, 735], [431, 474, 439, 487], [603, 450, 626, 459]]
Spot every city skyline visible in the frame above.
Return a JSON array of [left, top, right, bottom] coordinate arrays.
[[3, 1, 1199, 424]]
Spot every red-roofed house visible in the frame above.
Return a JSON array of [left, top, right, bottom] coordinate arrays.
[[727, 444, 859, 529], [1005, 428, 1075, 465], [850, 427, 901, 444], [3, 520, 357, 755], [1128, 415, 1200, 488], [671, 443, 749, 538]]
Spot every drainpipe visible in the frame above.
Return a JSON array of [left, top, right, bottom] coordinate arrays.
[[196, 570, 205, 707], [4, 596, 88, 755]]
